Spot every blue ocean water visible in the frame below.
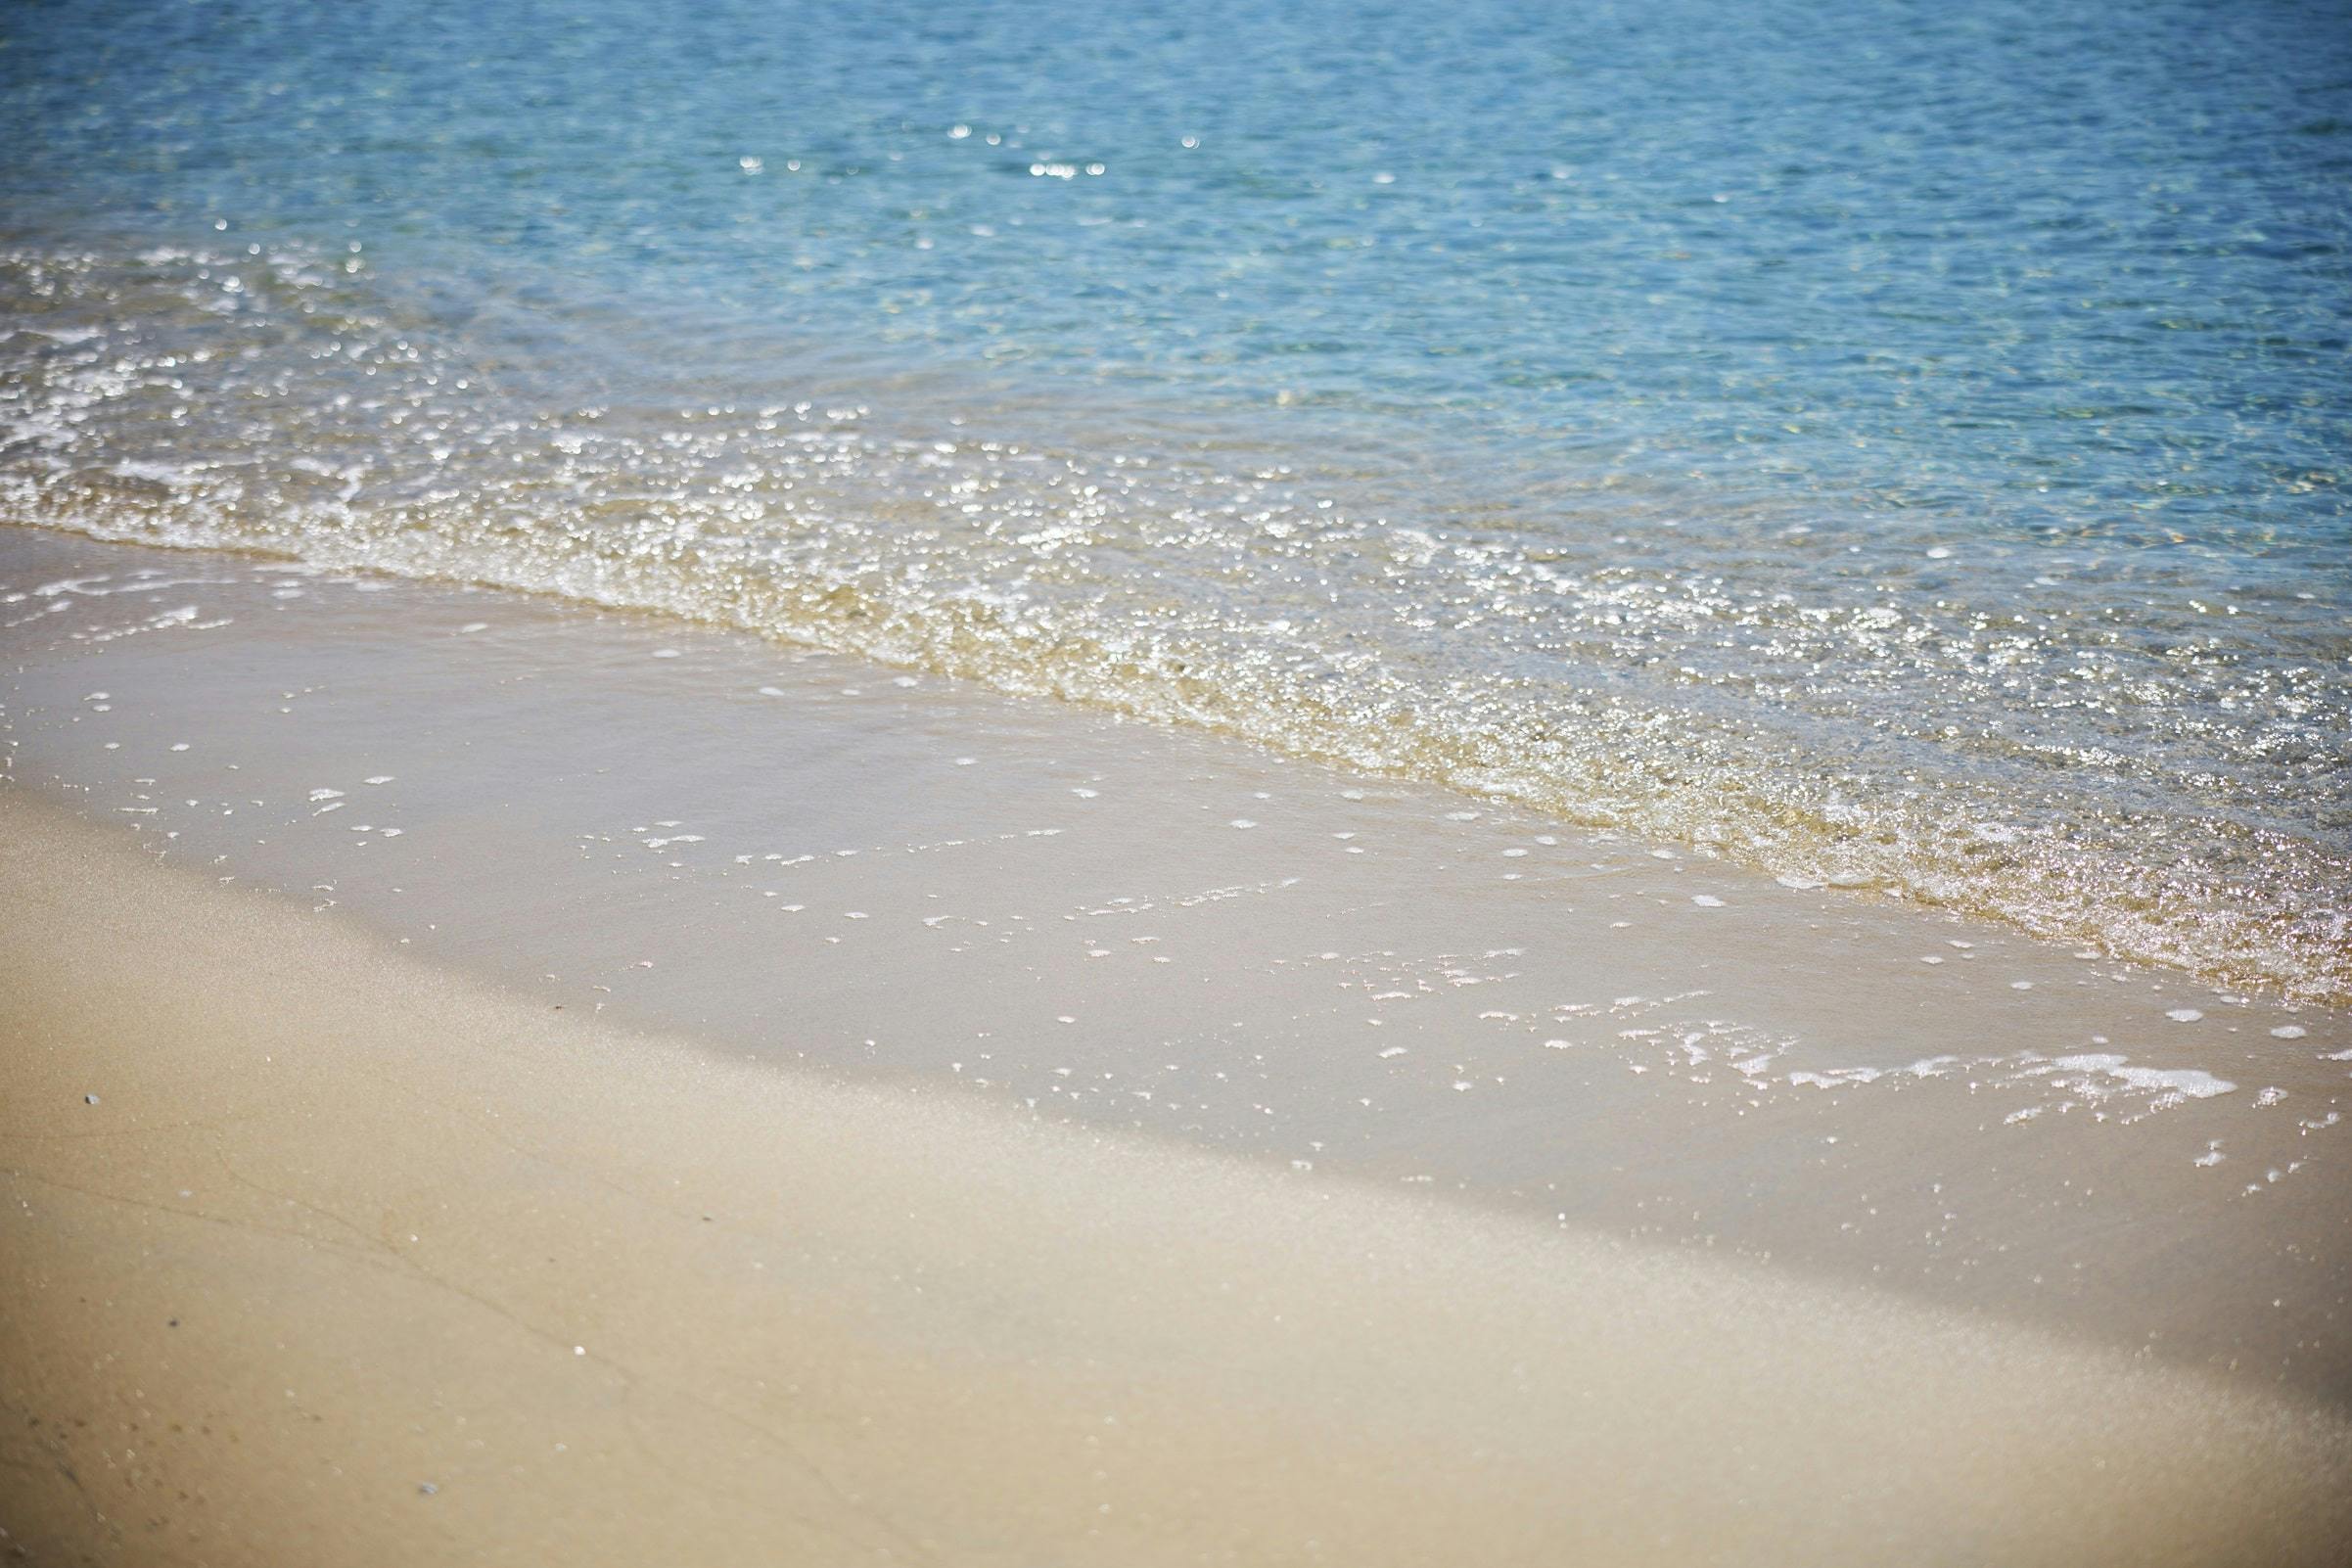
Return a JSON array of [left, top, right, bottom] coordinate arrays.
[[3, 0, 2349, 997]]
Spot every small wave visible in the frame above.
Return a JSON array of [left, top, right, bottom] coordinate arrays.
[[5, 241, 2347, 1003]]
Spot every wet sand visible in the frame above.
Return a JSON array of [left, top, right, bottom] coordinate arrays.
[[4, 527, 2352, 1563]]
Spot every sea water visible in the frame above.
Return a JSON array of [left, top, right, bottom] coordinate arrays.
[[3, 0, 2348, 999]]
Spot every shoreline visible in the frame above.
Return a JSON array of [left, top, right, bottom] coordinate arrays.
[[5, 786, 2352, 1565], [4, 527, 2349, 1398], [5, 523, 2352, 1561]]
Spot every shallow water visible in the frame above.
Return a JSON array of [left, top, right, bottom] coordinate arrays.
[[2, 0, 2349, 998]]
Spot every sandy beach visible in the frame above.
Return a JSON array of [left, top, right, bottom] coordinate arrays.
[[4, 529, 2351, 1564], [14, 0, 2352, 1560], [8, 789, 2352, 1568], [10, 2, 2352, 1555]]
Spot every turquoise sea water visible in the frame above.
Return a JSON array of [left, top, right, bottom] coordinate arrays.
[[3, 0, 2349, 998]]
